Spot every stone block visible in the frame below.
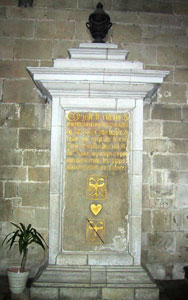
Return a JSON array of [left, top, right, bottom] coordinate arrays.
[[78, 0, 112, 10], [151, 104, 181, 120], [0, 0, 17, 5], [88, 254, 133, 266], [175, 68, 188, 83], [0, 182, 3, 198], [139, 13, 181, 27], [153, 155, 177, 170], [6, 7, 45, 19], [0, 7, 6, 17], [110, 11, 139, 23], [135, 288, 159, 300], [143, 139, 168, 153], [121, 44, 156, 65], [102, 287, 134, 300], [0, 20, 34, 38], [175, 184, 188, 209], [35, 208, 48, 228], [153, 210, 172, 231], [0, 103, 20, 127], [18, 182, 49, 207], [157, 46, 188, 67], [57, 254, 87, 265], [0, 38, 14, 59], [142, 184, 150, 208], [19, 129, 50, 149], [59, 287, 101, 300], [172, 209, 183, 231], [0, 167, 26, 181], [28, 167, 49, 182], [150, 184, 174, 198], [11, 290, 29, 300], [143, 121, 161, 138], [158, 83, 187, 104], [9, 104, 47, 128], [142, 210, 151, 232], [0, 150, 22, 165], [75, 21, 91, 41], [45, 8, 69, 20], [0, 128, 18, 149], [53, 40, 78, 59], [113, 0, 143, 11], [30, 287, 58, 300], [168, 171, 188, 184], [0, 60, 38, 79], [173, 2, 188, 15], [143, 103, 151, 120], [143, 0, 172, 14], [112, 24, 142, 44], [163, 122, 188, 139], [23, 150, 50, 166], [52, 0, 77, 8], [90, 266, 106, 284], [12, 207, 35, 224], [0, 199, 13, 221], [169, 140, 188, 153], [40, 61, 53, 67], [15, 39, 53, 60], [177, 156, 188, 171], [174, 47, 188, 67], [3, 80, 41, 104], [12, 197, 22, 207], [143, 154, 151, 184], [69, 9, 93, 21], [0, 79, 2, 101], [36, 21, 74, 39], [148, 232, 176, 252], [182, 107, 188, 121], [142, 26, 186, 47]]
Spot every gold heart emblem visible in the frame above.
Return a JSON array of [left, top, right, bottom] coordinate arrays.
[[90, 204, 102, 216]]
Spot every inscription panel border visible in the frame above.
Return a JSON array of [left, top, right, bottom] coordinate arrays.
[[49, 96, 143, 266]]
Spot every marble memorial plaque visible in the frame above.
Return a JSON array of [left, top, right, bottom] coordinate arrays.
[[62, 112, 129, 251]]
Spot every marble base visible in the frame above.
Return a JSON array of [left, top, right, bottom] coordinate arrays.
[[30, 265, 159, 300]]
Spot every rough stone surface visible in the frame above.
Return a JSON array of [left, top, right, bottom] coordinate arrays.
[[102, 287, 134, 300], [135, 288, 159, 300], [23, 150, 50, 166], [19, 129, 50, 149], [60, 288, 101, 300], [28, 167, 49, 182], [18, 182, 49, 207], [30, 287, 58, 300]]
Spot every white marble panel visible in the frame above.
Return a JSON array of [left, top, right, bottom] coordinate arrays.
[[49, 193, 61, 264], [117, 99, 136, 110], [51, 97, 62, 127], [130, 175, 142, 216], [60, 98, 116, 110], [56, 254, 87, 266], [88, 253, 133, 266], [129, 151, 143, 176], [129, 216, 142, 265], [132, 99, 143, 151]]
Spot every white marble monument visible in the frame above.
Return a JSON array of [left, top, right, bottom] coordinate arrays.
[[28, 43, 169, 300]]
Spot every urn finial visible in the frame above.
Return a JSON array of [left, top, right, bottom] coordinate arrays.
[[86, 2, 112, 43]]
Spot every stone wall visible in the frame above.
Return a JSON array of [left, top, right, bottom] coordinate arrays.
[[0, 0, 188, 279]]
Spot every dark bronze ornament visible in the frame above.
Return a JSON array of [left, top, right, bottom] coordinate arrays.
[[86, 2, 112, 43], [18, 0, 33, 7]]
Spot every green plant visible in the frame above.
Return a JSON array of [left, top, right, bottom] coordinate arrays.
[[2, 222, 48, 272]]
